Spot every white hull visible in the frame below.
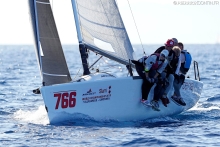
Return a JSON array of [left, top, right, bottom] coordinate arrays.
[[40, 73, 203, 124]]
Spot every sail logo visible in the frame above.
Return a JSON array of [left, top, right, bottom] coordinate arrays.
[[53, 91, 77, 109], [82, 88, 96, 96]]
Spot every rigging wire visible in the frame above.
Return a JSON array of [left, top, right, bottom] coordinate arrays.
[[89, 56, 103, 69], [72, 66, 81, 81], [126, 0, 146, 56]]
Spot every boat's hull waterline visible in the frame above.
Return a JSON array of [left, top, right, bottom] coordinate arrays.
[[40, 73, 203, 123]]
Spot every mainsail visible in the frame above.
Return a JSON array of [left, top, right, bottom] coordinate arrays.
[[71, 0, 135, 65], [29, 0, 72, 86]]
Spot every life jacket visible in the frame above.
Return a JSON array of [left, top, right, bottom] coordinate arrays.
[[180, 51, 192, 74], [155, 46, 174, 62], [166, 50, 178, 74], [141, 53, 164, 70], [154, 46, 165, 53]]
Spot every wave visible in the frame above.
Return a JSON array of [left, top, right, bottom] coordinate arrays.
[[13, 105, 49, 125], [207, 95, 220, 102]]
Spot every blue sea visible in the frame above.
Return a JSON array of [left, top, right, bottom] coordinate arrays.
[[0, 44, 220, 146]]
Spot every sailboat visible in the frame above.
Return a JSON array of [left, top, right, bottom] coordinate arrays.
[[28, 0, 203, 124]]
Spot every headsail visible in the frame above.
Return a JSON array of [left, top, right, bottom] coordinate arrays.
[[71, 0, 135, 66], [29, 0, 72, 86]]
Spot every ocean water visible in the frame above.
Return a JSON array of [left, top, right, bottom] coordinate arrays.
[[0, 44, 220, 146]]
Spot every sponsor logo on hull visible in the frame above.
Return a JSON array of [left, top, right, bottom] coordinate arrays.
[[182, 82, 194, 91], [82, 88, 96, 96], [82, 86, 112, 103]]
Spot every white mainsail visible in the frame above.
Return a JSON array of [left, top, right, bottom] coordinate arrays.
[[71, 0, 135, 66]]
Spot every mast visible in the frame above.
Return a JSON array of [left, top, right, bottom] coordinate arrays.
[[71, 0, 90, 75]]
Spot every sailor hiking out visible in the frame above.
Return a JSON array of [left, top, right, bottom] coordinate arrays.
[[154, 39, 177, 107], [132, 49, 169, 110], [171, 42, 192, 106]]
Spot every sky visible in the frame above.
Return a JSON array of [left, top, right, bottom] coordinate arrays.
[[0, 0, 220, 45]]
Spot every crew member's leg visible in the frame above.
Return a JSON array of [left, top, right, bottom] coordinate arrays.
[[172, 75, 186, 106], [163, 74, 174, 97]]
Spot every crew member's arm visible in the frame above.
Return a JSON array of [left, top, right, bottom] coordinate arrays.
[[144, 55, 156, 75], [175, 54, 181, 75], [153, 73, 159, 79], [144, 55, 157, 79], [145, 72, 149, 78]]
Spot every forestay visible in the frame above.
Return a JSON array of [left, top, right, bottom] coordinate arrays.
[[29, 0, 71, 86], [72, 0, 135, 65]]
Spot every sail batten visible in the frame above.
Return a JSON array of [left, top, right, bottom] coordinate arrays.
[[39, 37, 60, 39], [36, 1, 50, 4], [42, 72, 68, 77], [72, 0, 135, 65]]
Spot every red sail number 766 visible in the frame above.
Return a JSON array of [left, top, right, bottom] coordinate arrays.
[[54, 92, 76, 109]]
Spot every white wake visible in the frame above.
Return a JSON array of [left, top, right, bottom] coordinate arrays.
[[13, 105, 49, 125]]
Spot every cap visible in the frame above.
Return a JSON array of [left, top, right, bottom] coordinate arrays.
[[172, 38, 178, 43], [160, 49, 169, 58], [165, 39, 174, 47]]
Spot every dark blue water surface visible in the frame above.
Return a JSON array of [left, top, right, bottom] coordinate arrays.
[[0, 44, 220, 146]]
